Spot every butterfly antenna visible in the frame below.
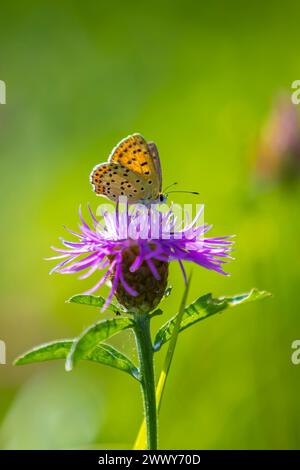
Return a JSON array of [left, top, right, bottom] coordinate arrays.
[[163, 182, 178, 192], [166, 190, 200, 195]]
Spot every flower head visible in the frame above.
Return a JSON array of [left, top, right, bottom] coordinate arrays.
[[49, 204, 233, 313]]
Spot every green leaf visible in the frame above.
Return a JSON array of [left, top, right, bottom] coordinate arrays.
[[67, 294, 120, 313], [66, 317, 134, 371], [14, 340, 73, 365], [87, 343, 140, 380], [154, 288, 271, 351], [14, 339, 139, 380]]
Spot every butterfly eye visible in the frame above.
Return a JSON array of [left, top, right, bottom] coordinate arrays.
[[159, 194, 164, 202]]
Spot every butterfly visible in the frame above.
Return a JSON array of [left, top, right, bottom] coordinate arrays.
[[90, 133, 166, 204]]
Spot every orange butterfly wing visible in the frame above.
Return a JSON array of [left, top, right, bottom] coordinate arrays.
[[109, 134, 159, 185], [90, 134, 162, 203]]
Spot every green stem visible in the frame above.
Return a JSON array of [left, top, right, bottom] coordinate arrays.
[[133, 313, 158, 450]]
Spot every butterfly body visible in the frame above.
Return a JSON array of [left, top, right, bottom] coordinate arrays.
[[90, 134, 165, 204]]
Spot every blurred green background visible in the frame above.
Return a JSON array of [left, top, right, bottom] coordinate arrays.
[[1, 0, 300, 450]]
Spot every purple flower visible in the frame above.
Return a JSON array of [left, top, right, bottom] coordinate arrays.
[[255, 94, 300, 184], [48, 204, 234, 312]]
